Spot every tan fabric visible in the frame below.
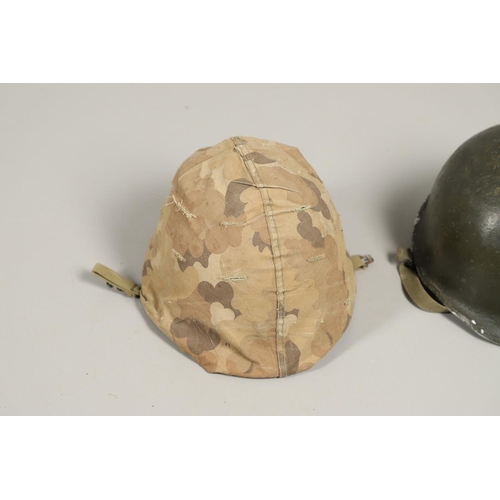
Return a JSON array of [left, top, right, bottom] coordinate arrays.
[[140, 136, 361, 378], [351, 254, 374, 271], [396, 248, 448, 313], [92, 263, 141, 298]]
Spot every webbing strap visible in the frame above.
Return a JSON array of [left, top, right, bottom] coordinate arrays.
[[396, 248, 447, 313], [351, 254, 374, 271], [91, 263, 141, 298]]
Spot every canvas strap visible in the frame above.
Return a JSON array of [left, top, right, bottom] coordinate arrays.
[[351, 254, 374, 271], [396, 248, 447, 313], [91, 263, 141, 298], [92, 256, 370, 298]]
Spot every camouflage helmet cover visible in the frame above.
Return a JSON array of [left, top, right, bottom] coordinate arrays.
[[138, 136, 369, 377]]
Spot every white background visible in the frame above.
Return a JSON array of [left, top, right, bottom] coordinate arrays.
[[1, 83, 500, 415]]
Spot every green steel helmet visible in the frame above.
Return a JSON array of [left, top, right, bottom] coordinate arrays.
[[397, 124, 500, 344]]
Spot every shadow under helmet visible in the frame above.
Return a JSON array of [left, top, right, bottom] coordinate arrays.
[[93, 136, 372, 378], [398, 124, 500, 344]]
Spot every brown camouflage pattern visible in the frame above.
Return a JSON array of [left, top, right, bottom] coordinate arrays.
[[141, 136, 356, 378]]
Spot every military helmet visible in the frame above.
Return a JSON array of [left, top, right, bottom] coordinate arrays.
[[93, 136, 372, 378], [398, 124, 500, 344]]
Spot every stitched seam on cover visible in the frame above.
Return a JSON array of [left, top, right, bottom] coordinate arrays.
[[231, 137, 287, 378]]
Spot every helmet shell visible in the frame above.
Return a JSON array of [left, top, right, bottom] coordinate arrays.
[[140, 136, 357, 377], [413, 125, 500, 343]]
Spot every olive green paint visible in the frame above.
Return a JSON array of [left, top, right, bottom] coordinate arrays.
[[411, 124, 500, 343]]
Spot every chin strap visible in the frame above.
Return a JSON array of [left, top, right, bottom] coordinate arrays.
[[91, 263, 141, 298], [396, 248, 447, 313], [351, 254, 374, 271], [92, 255, 372, 297]]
